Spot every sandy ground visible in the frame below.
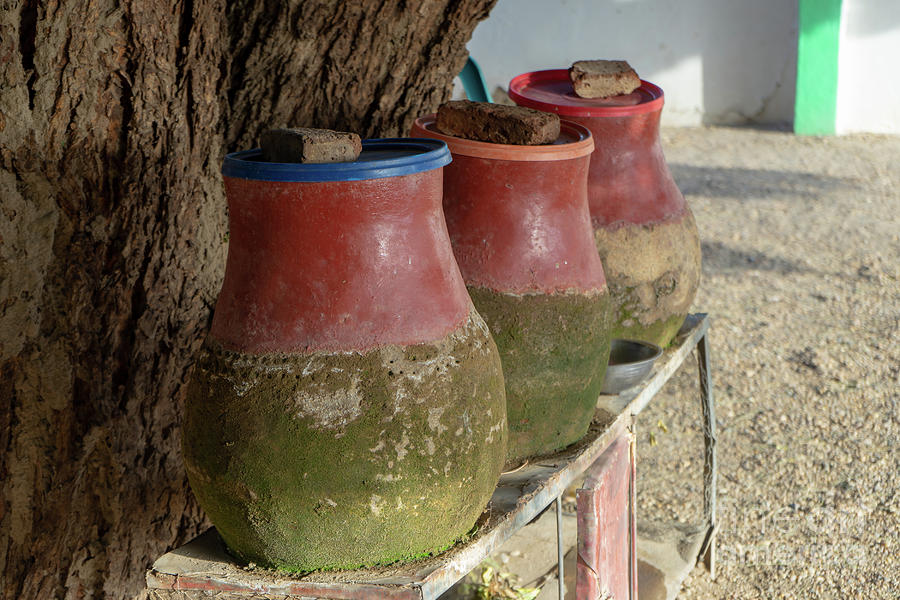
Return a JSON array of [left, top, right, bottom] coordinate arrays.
[[636, 126, 899, 599]]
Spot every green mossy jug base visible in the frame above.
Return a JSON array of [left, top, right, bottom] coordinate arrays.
[[468, 287, 612, 462], [612, 310, 687, 348], [183, 312, 507, 571]]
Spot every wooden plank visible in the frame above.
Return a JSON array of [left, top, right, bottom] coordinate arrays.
[[146, 531, 421, 600], [576, 431, 636, 600]]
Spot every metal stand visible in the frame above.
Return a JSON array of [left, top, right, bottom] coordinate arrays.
[[697, 332, 718, 581], [146, 315, 716, 600]]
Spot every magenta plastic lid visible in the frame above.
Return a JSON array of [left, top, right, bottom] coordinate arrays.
[[509, 69, 664, 117]]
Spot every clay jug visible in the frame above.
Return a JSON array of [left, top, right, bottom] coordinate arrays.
[[510, 71, 701, 346], [411, 117, 611, 462], [183, 139, 507, 570]]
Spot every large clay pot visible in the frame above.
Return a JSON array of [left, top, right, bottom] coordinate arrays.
[[510, 71, 701, 347], [411, 117, 611, 462], [183, 139, 508, 571]]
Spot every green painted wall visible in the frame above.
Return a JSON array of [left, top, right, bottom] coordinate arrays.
[[794, 0, 843, 135]]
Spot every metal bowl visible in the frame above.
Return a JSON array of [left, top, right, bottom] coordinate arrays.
[[599, 339, 663, 395]]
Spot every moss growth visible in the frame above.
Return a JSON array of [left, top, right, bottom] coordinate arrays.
[[611, 306, 686, 348], [593, 210, 701, 347], [467, 287, 612, 462], [182, 313, 507, 571]]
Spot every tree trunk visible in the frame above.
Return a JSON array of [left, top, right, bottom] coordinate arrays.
[[0, 1, 497, 598]]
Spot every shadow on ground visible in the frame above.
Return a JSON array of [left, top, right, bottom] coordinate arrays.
[[670, 165, 854, 199], [700, 241, 814, 275]]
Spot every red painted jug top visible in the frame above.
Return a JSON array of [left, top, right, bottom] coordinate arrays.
[[211, 138, 472, 355], [411, 115, 605, 295], [509, 69, 664, 118]]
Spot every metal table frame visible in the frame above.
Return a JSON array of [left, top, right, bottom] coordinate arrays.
[[147, 314, 716, 600]]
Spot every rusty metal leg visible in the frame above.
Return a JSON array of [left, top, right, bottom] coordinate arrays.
[[557, 495, 565, 600], [697, 332, 717, 580]]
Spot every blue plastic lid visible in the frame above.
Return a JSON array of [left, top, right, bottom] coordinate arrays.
[[222, 138, 451, 182]]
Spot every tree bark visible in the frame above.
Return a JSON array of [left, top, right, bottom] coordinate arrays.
[[0, 1, 497, 598]]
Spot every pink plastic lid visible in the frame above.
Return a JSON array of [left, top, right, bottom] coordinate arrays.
[[509, 69, 664, 117]]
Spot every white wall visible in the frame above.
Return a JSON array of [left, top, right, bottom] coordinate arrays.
[[836, 0, 900, 134], [467, 0, 797, 127]]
